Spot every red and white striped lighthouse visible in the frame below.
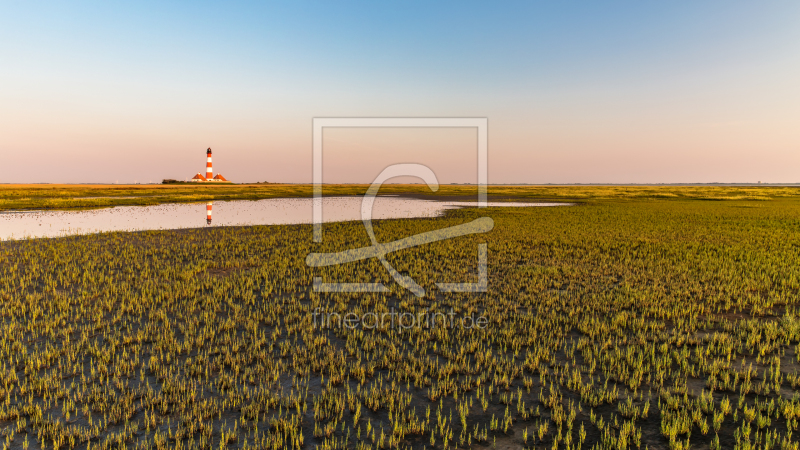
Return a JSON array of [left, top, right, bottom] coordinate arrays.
[[206, 201, 212, 225], [206, 148, 213, 180]]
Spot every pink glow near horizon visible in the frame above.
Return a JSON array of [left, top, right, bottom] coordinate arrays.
[[4, 106, 798, 184]]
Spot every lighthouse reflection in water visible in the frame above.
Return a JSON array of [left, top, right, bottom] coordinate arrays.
[[206, 202, 212, 225]]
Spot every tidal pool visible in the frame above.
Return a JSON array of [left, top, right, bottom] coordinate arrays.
[[0, 197, 570, 240]]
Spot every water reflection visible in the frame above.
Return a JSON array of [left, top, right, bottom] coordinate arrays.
[[0, 197, 571, 241]]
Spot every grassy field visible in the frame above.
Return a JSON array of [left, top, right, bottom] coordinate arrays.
[[1, 191, 800, 449], [2, 183, 800, 211]]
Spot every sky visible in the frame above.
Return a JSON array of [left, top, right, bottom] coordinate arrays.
[[1, 1, 799, 184]]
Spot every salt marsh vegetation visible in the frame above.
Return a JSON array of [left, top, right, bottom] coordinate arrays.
[[2, 184, 799, 211], [1, 195, 800, 449]]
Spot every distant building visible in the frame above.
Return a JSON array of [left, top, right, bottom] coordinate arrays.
[[190, 148, 230, 182]]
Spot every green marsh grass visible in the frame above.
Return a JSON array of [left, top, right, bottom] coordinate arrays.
[[2, 184, 799, 211], [1, 194, 800, 449]]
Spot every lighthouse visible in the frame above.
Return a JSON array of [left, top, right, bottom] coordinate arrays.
[[190, 148, 229, 182], [206, 148, 213, 180], [206, 202, 212, 225]]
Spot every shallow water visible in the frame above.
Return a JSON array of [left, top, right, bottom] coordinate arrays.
[[0, 197, 570, 241]]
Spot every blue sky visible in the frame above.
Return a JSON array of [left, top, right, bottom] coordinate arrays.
[[2, 1, 799, 183]]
